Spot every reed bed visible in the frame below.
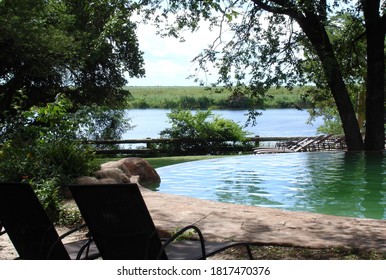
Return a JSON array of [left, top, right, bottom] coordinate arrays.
[[125, 86, 312, 109]]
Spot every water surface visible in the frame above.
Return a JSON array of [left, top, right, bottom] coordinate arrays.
[[156, 151, 386, 219], [124, 108, 323, 139]]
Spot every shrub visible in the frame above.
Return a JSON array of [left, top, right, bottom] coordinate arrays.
[[159, 109, 252, 155], [75, 105, 132, 150], [0, 95, 97, 222], [59, 207, 83, 228]]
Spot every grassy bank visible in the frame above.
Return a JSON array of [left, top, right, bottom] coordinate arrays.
[[124, 86, 313, 109], [94, 155, 225, 169]]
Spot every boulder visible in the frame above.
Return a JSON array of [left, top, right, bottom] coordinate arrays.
[[117, 157, 161, 186], [63, 176, 119, 199], [74, 176, 100, 185], [69, 157, 160, 198], [95, 168, 131, 184], [100, 160, 130, 175]]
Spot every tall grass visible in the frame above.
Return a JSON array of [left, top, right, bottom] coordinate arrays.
[[124, 86, 312, 109]]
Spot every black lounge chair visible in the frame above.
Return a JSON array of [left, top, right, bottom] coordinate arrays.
[[0, 182, 99, 260], [66, 183, 253, 260]]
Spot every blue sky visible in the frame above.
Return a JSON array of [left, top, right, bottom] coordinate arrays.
[[126, 21, 220, 87]]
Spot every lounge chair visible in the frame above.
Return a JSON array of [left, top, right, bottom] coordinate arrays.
[[66, 183, 254, 260], [0, 182, 99, 260]]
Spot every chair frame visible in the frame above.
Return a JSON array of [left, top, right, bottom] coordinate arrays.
[[0, 182, 99, 260], [67, 183, 253, 260]]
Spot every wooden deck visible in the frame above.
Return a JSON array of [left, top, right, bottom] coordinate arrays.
[[254, 134, 346, 154]]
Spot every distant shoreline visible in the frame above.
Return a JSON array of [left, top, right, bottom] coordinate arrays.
[[123, 85, 314, 110]]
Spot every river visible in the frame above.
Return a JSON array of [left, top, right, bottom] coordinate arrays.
[[122, 108, 324, 140]]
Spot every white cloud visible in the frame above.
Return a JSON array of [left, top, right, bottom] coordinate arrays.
[[127, 20, 223, 86], [140, 59, 191, 85], [126, 8, 276, 86]]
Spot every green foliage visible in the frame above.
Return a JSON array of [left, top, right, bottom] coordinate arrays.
[[317, 118, 345, 135], [59, 207, 83, 228], [126, 86, 227, 109], [126, 86, 311, 109], [170, 228, 196, 241], [159, 109, 251, 155], [139, 0, 385, 150], [0, 0, 144, 124], [301, 13, 368, 132], [0, 95, 97, 222], [0, 0, 72, 121], [75, 105, 133, 150], [63, 0, 145, 106], [32, 179, 62, 222]]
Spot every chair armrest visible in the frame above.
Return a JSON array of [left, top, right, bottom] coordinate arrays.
[[57, 223, 88, 239], [75, 236, 95, 260], [157, 224, 207, 259], [47, 223, 92, 259]]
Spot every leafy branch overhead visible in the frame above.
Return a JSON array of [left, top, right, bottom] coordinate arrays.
[[140, 0, 385, 151], [0, 0, 384, 151], [0, 0, 145, 123]]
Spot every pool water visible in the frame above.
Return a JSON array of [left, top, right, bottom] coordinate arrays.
[[155, 151, 386, 219]]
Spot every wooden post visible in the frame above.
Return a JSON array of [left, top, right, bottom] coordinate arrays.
[[255, 135, 260, 147], [146, 138, 151, 149]]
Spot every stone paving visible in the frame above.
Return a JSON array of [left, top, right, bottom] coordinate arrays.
[[140, 187, 386, 252], [2, 186, 386, 260]]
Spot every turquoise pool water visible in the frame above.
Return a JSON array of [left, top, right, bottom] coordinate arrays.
[[155, 151, 386, 219]]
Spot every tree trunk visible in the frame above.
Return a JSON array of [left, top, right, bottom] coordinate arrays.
[[296, 14, 365, 151], [362, 0, 385, 150]]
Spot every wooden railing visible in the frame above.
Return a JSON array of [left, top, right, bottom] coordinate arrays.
[[84, 136, 312, 155]]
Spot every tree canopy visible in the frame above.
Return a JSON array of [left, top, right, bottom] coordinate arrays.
[[1, 0, 384, 151], [139, 0, 385, 151], [0, 0, 144, 124]]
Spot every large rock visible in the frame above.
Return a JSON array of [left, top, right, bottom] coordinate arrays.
[[66, 158, 160, 199], [118, 157, 160, 185], [100, 160, 130, 175], [95, 168, 131, 184], [99, 157, 160, 186]]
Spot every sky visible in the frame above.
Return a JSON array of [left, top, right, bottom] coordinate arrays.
[[125, 1, 360, 87], [126, 21, 221, 87]]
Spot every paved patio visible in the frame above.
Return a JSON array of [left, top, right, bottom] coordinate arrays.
[[140, 187, 386, 252], [2, 187, 386, 259]]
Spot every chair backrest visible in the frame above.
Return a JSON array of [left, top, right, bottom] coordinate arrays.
[[67, 183, 168, 260], [0, 183, 70, 259]]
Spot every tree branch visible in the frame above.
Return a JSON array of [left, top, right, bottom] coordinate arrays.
[[251, 0, 302, 20]]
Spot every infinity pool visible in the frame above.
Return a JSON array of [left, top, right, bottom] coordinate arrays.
[[155, 151, 386, 219]]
